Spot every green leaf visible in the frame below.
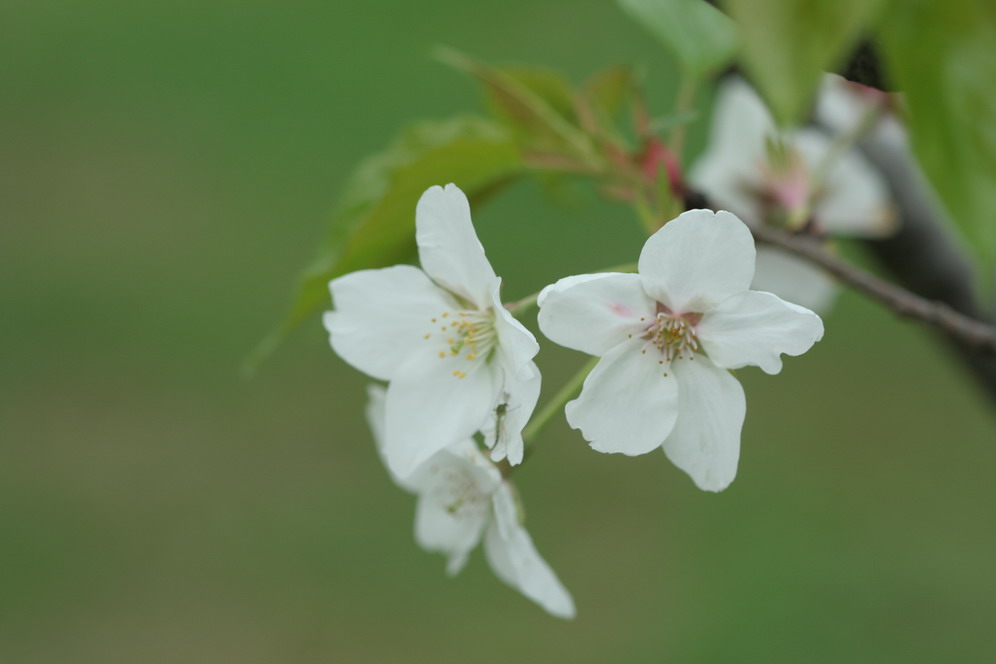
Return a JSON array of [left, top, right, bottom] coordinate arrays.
[[879, 0, 996, 261], [498, 66, 578, 126], [245, 115, 522, 373], [726, 0, 884, 125], [582, 65, 637, 124], [617, 0, 736, 79], [435, 47, 596, 160]]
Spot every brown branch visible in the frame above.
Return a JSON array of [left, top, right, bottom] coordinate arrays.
[[683, 15, 996, 394], [748, 224, 996, 355], [837, 117, 996, 397]]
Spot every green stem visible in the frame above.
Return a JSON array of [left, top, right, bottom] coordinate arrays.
[[522, 355, 600, 447], [634, 192, 662, 235], [598, 261, 639, 274], [668, 77, 698, 164], [504, 291, 539, 316]]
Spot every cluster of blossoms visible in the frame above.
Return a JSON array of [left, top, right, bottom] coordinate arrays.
[[325, 184, 566, 616], [325, 182, 825, 616], [690, 76, 896, 312]]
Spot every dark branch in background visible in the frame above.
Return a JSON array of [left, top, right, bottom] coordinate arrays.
[[705, 2, 996, 398], [704, 1, 891, 90], [697, 1, 996, 398], [685, 188, 996, 357], [749, 224, 996, 355], [838, 40, 892, 91], [844, 119, 996, 397], [832, 43, 996, 398]]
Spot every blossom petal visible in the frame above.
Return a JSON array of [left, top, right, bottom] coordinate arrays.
[[794, 131, 895, 237], [415, 496, 480, 576], [816, 73, 866, 135], [537, 273, 654, 356], [490, 481, 520, 540], [383, 351, 497, 478], [688, 161, 763, 226], [751, 246, 839, 313], [491, 282, 540, 380], [325, 265, 454, 381], [368, 384, 492, 495], [662, 356, 745, 492], [485, 489, 576, 619], [816, 73, 908, 154], [442, 443, 505, 495], [365, 384, 419, 493], [565, 338, 679, 456], [412, 443, 502, 575], [697, 290, 824, 375], [706, 77, 776, 166], [416, 183, 499, 308], [482, 362, 541, 466], [688, 78, 773, 224], [413, 481, 487, 576], [638, 209, 756, 314], [537, 273, 611, 307], [365, 384, 388, 455]]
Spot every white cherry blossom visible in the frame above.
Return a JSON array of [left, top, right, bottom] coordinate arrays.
[[690, 77, 894, 312], [537, 209, 824, 492], [324, 184, 540, 478], [365, 385, 576, 619]]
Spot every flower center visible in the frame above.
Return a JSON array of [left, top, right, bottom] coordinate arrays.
[[641, 305, 701, 370], [756, 136, 814, 228], [766, 165, 810, 213], [428, 465, 489, 520], [424, 309, 497, 378]]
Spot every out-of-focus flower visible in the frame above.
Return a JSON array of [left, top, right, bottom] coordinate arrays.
[[690, 78, 895, 312], [538, 209, 823, 491], [324, 184, 539, 478], [366, 386, 576, 619], [816, 73, 905, 150]]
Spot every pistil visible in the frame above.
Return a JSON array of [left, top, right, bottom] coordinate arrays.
[[642, 304, 701, 369]]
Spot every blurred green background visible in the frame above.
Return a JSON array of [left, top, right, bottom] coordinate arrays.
[[2, 1, 994, 662]]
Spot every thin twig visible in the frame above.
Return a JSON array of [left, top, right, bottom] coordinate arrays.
[[522, 356, 599, 445], [749, 224, 996, 355], [507, 356, 600, 474]]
